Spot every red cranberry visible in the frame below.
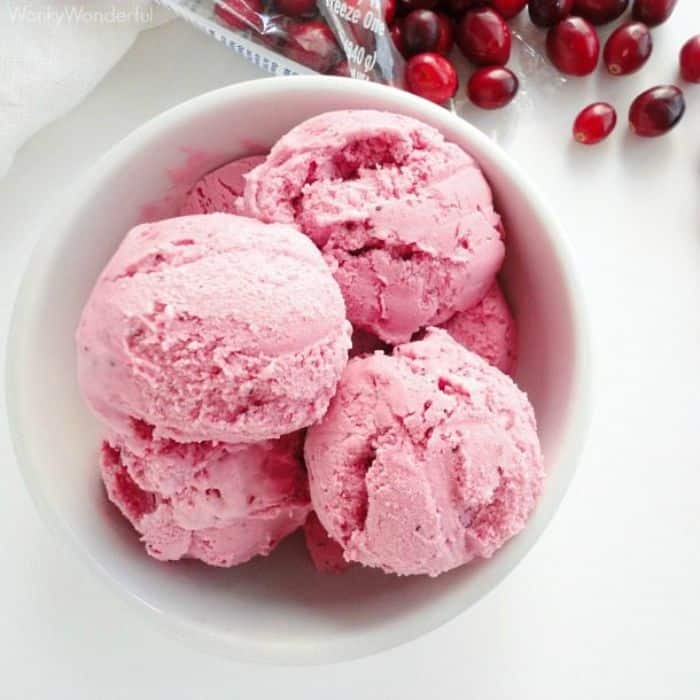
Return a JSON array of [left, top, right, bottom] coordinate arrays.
[[528, 0, 574, 27], [547, 17, 600, 75], [214, 0, 264, 31], [573, 102, 617, 143], [435, 13, 455, 54], [385, 0, 398, 23], [632, 0, 676, 26], [405, 52, 458, 103], [390, 20, 408, 55], [680, 36, 700, 83], [573, 0, 628, 24], [283, 21, 343, 73], [604, 22, 652, 75], [488, 0, 528, 19], [332, 60, 352, 77], [467, 66, 519, 108], [404, 9, 441, 55], [629, 85, 685, 137], [272, 0, 315, 16], [457, 8, 512, 66]]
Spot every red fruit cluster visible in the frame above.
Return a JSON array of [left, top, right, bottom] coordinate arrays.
[[392, 2, 523, 106], [212, 0, 695, 140]]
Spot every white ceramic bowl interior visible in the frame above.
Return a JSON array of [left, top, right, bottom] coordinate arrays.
[[6, 76, 590, 665]]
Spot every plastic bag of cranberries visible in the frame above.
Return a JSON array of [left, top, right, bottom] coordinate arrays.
[[159, 0, 571, 141], [159, 0, 404, 83]]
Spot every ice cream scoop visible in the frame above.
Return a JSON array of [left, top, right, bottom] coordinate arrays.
[[242, 110, 505, 344], [77, 213, 351, 443], [305, 328, 544, 577], [101, 437, 310, 566], [179, 155, 265, 215], [439, 282, 517, 374]]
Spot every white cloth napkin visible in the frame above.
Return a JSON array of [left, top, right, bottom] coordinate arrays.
[[0, 0, 172, 177]]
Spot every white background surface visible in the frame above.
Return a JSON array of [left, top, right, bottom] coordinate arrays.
[[1, 7, 699, 698]]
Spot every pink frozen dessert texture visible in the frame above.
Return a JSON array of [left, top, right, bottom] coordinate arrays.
[[242, 110, 505, 345], [439, 282, 517, 375], [100, 429, 311, 566], [304, 328, 544, 577], [76, 213, 352, 444], [303, 512, 351, 574], [179, 155, 265, 216]]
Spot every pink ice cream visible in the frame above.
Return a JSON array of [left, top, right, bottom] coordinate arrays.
[[179, 155, 265, 215], [242, 110, 505, 344], [100, 442, 310, 566], [303, 512, 351, 574], [101, 433, 310, 566], [305, 328, 544, 577], [77, 213, 351, 443], [439, 282, 517, 374]]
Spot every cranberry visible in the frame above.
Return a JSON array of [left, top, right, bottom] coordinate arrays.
[[390, 20, 408, 55], [283, 21, 343, 73], [527, 0, 574, 27], [632, 0, 676, 26], [488, 0, 528, 19], [629, 85, 685, 137], [385, 0, 398, 23], [435, 13, 455, 54], [214, 0, 264, 31], [680, 36, 700, 83], [573, 102, 617, 143], [573, 0, 628, 24], [467, 66, 519, 108], [457, 8, 511, 66], [332, 60, 352, 77], [405, 52, 458, 103], [272, 0, 315, 16], [547, 17, 600, 75], [403, 9, 441, 55], [604, 22, 652, 75]]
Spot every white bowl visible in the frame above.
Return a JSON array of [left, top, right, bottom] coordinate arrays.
[[6, 76, 590, 665]]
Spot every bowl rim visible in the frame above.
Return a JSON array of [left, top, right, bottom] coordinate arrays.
[[5, 75, 592, 665]]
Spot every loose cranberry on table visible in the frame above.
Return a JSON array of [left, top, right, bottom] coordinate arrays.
[[405, 52, 458, 103], [573, 102, 617, 143], [282, 20, 343, 73], [631, 0, 677, 27], [629, 85, 685, 137], [457, 8, 511, 66], [271, 0, 316, 17], [488, 0, 528, 20], [604, 21, 652, 75], [573, 0, 628, 25], [467, 66, 519, 108], [680, 36, 700, 83], [527, 0, 574, 28], [403, 10, 441, 55], [214, 0, 264, 31], [385, 0, 398, 23], [546, 16, 600, 76]]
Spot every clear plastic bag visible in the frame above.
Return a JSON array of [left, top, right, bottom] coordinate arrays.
[[159, 0, 404, 82]]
